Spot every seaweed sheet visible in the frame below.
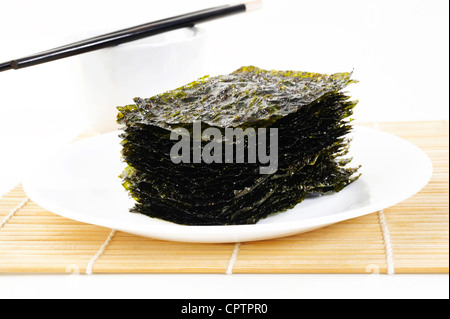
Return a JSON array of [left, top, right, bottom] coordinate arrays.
[[117, 66, 360, 225]]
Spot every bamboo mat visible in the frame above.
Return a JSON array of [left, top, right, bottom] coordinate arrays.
[[0, 121, 448, 274]]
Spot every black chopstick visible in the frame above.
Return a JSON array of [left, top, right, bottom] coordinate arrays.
[[0, 1, 261, 72]]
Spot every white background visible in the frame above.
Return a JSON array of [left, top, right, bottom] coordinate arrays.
[[0, 0, 448, 299]]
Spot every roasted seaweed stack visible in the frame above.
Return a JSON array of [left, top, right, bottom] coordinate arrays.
[[117, 66, 360, 225]]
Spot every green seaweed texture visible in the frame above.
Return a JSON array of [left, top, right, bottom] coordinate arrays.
[[117, 66, 360, 225]]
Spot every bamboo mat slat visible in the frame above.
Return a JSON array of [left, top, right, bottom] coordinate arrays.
[[0, 121, 448, 274]]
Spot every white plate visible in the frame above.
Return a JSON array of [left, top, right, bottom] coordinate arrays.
[[22, 126, 432, 243]]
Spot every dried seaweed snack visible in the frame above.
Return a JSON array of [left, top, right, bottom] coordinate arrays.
[[117, 66, 360, 225]]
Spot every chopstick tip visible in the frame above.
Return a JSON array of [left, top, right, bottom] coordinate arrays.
[[244, 0, 263, 12]]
